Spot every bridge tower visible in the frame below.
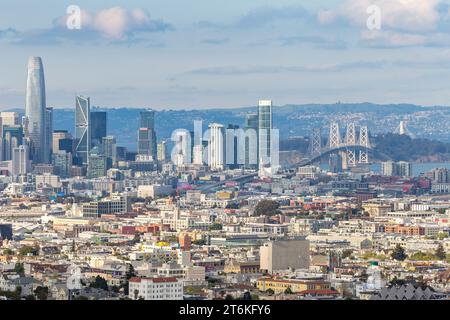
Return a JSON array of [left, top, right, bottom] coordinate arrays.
[[310, 127, 322, 156], [359, 125, 369, 164], [329, 122, 341, 149], [345, 123, 356, 167], [394, 120, 415, 138]]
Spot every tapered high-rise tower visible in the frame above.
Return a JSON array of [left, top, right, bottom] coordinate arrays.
[[75, 95, 91, 165], [25, 57, 47, 164]]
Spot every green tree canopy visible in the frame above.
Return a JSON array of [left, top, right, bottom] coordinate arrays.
[[34, 286, 49, 300], [255, 200, 280, 216], [90, 276, 109, 291], [342, 249, 353, 259], [19, 245, 39, 256], [13, 263, 24, 275], [266, 288, 274, 295], [284, 287, 293, 294], [391, 244, 407, 261], [435, 244, 447, 260]]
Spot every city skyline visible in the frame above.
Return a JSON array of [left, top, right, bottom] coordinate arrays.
[[0, 1, 450, 306], [3, 1, 450, 109]]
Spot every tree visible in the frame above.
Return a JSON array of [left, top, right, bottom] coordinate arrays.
[[125, 263, 136, 280], [389, 277, 406, 287], [3, 248, 13, 255], [266, 288, 274, 295], [111, 285, 120, 293], [224, 294, 234, 300], [14, 263, 24, 276], [391, 245, 407, 261], [34, 286, 49, 300], [209, 223, 223, 231], [18, 203, 29, 210], [342, 249, 353, 259], [14, 286, 22, 300], [133, 233, 141, 244], [90, 276, 109, 291], [226, 203, 239, 209], [410, 251, 433, 261], [193, 239, 206, 246], [435, 244, 447, 260], [73, 295, 89, 300], [254, 200, 280, 216], [284, 287, 293, 294], [19, 245, 39, 256], [437, 232, 448, 240], [242, 292, 252, 300], [122, 282, 130, 296]]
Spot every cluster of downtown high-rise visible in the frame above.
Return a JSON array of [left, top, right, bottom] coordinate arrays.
[[171, 99, 278, 176], [0, 57, 51, 175], [0, 56, 278, 180], [0, 57, 159, 179]]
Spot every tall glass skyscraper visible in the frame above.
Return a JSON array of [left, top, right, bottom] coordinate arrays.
[[45, 107, 53, 163], [244, 113, 258, 168], [91, 111, 107, 147], [258, 100, 272, 165], [75, 95, 91, 165], [138, 110, 157, 159], [25, 57, 47, 164]]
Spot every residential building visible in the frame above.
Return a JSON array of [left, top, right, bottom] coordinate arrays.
[[128, 277, 183, 300]]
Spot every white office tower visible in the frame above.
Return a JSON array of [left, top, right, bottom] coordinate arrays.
[[25, 57, 48, 164], [207, 123, 224, 170], [193, 144, 203, 165], [12, 145, 30, 175], [258, 99, 277, 177]]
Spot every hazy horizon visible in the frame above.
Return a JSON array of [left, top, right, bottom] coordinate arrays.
[[2, 101, 450, 113]]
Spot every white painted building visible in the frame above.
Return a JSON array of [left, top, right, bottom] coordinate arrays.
[[129, 277, 183, 300], [208, 123, 224, 170]]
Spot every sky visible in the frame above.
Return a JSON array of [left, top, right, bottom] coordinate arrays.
[[2, 0, 450, 109]]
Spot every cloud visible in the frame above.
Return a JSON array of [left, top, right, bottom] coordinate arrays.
[[197, 5, 312, 30], [201, 38, 229, 45], [0, 7, 173, 45], [359, 30, 450, 48], [319, 0, 442, 32], [0, 28, 20, 39], [187, 61, 388, 76], [317, 0, 450, 48], [236, 5, 311, 28], [279, 35, 348, 50]]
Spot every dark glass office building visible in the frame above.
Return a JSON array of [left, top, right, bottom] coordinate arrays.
[[0, 224, 12, 240], [137, 110, 157, 159], [91, 111, 107, 147]]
